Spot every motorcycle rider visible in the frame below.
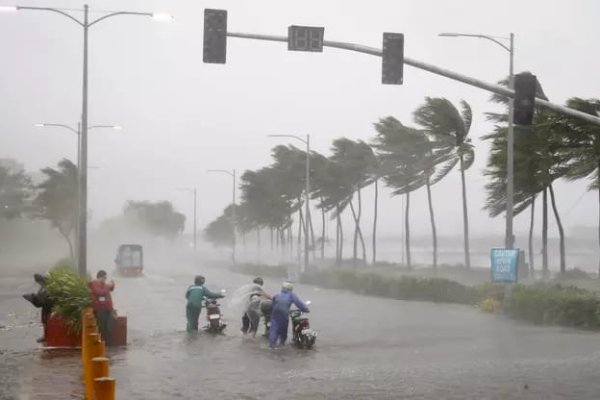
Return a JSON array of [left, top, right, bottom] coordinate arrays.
[[185, 275, 224, 332], [269, 281, 309, 349], [241, 277, 271, 337]]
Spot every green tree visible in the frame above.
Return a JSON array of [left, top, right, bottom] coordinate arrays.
[[484, 78, 569, 274], [413, 98, 476, 269], [0, 158, 32, 220], [204, 204, 234, 247], [34, 159, 78, 260], [123, 200, 185, 239], [329, 138, 377, 266], [373, 117, 432, 269]]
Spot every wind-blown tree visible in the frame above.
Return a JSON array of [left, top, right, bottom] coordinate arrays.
[[239, 166, 294, 255], [414, 98, 476, 269], [553, 98, 600, 274], [310, 152, 354, 265], [123, 200, 185, 239], [329, 138, 377, 266], [204, 204, 234, 247], [34, 159, 78, 260], [484, 77, 570, 274], [373, 117, 433, 269], [0, 158, 32, 220]]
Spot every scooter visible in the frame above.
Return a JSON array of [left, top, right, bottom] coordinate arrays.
[[260, 299, 272, 337], [203, 290, 227, 334], [290, 300, 316, 349]]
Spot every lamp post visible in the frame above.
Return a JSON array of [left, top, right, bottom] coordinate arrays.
[[207, 169, 237, 263], [177, 188, 198, 253], [267, 134, 310, 273], [35, 122, 121, 268], [6, 4, 172, 276], [439, 32, 515, 249]]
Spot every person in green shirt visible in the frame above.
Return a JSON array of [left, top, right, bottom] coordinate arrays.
[[185, 275, 224, 332]]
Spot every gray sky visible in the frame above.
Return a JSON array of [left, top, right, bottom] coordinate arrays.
[[1, 0, 599, 240]]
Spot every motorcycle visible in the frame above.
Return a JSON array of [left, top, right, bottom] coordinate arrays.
[[203, 290, 227, 334], [290, 300, 316, 349], [260, 298, 272, 337]]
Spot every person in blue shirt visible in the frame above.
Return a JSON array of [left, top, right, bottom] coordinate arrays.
[[269, 281, 309, 348], [185, 275, 224, 332]]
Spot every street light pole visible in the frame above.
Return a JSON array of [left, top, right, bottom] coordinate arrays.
[[207, 169, 237, 263], [35, 121, 120, 269], [10, 4, 172, 277], [267, 134, 311, 274], [439, 32, 515, 249]]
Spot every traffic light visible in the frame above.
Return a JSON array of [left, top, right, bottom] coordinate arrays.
[[288, 26, 325, 52], [382, 33, 404, 85], [513, 72, 537, 125], [203, 9, 227, 64]]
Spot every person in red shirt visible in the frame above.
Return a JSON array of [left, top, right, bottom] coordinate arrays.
[[88, 270, 115, 345]]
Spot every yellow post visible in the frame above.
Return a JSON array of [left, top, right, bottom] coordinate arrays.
[[91, 357, 110, 398], [93, 377, 116, 400], [85, 334, 105, 400]]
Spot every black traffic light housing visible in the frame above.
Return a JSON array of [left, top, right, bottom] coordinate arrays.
[[513, 72, 537, 125], [203, 9, 227, 64], [382, 33, 404, 85]]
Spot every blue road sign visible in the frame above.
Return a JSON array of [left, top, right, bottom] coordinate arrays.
[[490, 248, 519, 283]]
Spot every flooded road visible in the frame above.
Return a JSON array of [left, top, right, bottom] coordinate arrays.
[[4, 263, 600, 399]]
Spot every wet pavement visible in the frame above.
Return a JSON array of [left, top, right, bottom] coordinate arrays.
[[3, 263, 600, 399]]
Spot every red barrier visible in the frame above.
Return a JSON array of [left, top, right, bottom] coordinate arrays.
[[45, 315, 81, 347]]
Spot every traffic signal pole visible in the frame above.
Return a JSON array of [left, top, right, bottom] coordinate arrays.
[[225, 31, 600, 127]]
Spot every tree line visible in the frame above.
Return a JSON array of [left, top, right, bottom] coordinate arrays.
[[205, 87, 600, 275]]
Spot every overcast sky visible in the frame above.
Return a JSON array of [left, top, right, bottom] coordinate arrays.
[[1, 0, 599, 242]]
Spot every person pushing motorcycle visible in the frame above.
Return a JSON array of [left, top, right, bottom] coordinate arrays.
[[241, 277, 271, 337], [269, 281, 309, 348], [185, 275, 224, 332]]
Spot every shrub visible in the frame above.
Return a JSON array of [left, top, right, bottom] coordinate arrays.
[[45, 262, 90, 333], [504, 284, 600, 328], [555, 268, 593, 281]]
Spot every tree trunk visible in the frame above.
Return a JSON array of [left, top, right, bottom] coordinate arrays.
[[350, 197, 358, 266], [58, 227, 75, 262], [270, 228, 274, 251], [349, 197, 367, 267], [528, 195, 536, 274], [307, 207, 316, 261], [357, 188, 367, 266], [320, 197, 326, 260], [549, 184, 566, 274], [372, 179, 379, 266], [542, 188, 549, 276], [336, 204, 343, 266], [335, 210, 340, 265], [405, 192, 412, 269], [298, 208, 304, 265], [425, 176, 438, 271], [459, 155, 471, 270]]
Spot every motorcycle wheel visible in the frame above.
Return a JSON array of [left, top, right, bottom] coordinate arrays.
[[301, 335, 315, 349]]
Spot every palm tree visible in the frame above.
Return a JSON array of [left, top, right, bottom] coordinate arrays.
[[34, 159, 78, 260], [373, 117, 431, 269], [553, 98, 600, 275], [329, 138, 376, 266], [485, 79, 570, 274], [413, 98, 475, 269]]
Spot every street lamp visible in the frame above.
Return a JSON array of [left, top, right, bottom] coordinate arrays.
[[35, 122, 121, 269], [177, 188, 198, 253], [207, 169, 237, 264], [6, 4, 172, 277], [267, 134, 311, 274], [439, 32, 515, 250]]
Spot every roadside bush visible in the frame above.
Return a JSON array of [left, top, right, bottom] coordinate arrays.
[[45, 262, 90, 332], [504, 284, 600, 328], [555, 268, 593, 281]]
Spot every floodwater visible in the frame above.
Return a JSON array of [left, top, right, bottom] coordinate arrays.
[[3, 263, 600, 399]]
